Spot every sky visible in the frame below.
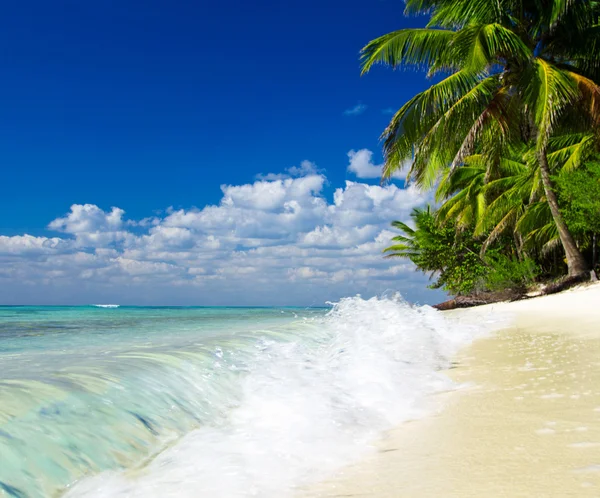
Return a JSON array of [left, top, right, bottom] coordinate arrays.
[[0, 0, 446, 306]]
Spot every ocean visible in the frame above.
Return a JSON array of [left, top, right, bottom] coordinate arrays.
[[0, 297, 482, 497]]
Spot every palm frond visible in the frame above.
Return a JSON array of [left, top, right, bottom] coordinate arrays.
[[482, 209, 518, 253], [450, 23, 531, 73], [379, 70, 484, 181], [548, 134, 596, 172], [564, 71, 600, 128], [525, 59, 579, 147], [406, 0, 502, 28], [395, 75, 501, 186], [360, 29, 456, 75]]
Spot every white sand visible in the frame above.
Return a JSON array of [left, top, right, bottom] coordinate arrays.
[[301, 283, 600, 497]]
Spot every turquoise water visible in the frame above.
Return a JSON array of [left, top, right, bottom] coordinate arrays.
[[0, 298, 484, 498], [0, 305, 327, 497]]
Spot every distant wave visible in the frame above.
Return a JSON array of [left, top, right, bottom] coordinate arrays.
[[92, 304, 120, 308]]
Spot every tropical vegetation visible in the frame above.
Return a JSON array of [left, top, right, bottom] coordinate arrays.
[[362, 0, 600, 296]]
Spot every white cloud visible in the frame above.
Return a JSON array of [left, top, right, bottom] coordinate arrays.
[[347, 149, 410, 181], [49, 204, 124, 233], [47, 204, 130, 248], [287, 266, 329, 281], [343, 103, 368, 116], [0, 235, 71, 255], [300, 225, 379, 249], [0, 163, 443, 306], [257, 160, 322, 181]]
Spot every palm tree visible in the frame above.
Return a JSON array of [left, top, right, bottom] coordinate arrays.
[[437, 134, 597, 257], [384, 205, 456, 280], [435, 155, 489, 233], [361, 0, 600, 278], [435, 150, 531, 258], [484, 135, 596, 254], [384, 206, 433, 263], [384, 205, 489, 294]]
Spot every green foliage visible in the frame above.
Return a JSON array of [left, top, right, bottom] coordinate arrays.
[[385, 206, 544, 296], [557, 162, 600, 237], [384, 147, 600, 295], [435, 247, 488, 296], [483, 252, 539, 293], [385, 206, 488, 296], [362, 0, 600, 185], [364, 0, 600, 278]]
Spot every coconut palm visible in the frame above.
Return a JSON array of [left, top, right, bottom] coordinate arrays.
[[438, 134, 597, 257], [384, 205, 489, 294], [435, 149, 531, 259], [384, 206, 433, 263], [435, 156, 487, 232], [361, 0, 600, 277]]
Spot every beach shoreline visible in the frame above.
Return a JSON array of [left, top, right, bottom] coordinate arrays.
[[300, 283, 600, 497]]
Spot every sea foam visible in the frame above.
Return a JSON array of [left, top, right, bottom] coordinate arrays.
[[66, 295, 488, 498]]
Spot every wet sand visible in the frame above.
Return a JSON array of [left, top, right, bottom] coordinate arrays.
[[301, 284, 600, 497]]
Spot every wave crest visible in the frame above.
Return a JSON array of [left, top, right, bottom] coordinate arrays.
[[68, 295, 490, 498]]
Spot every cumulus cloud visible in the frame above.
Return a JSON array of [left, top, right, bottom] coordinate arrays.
[[49, 204, 124, 233], [0, 164, 442, 306], [343, 103, 368, 116], [48, 204, 131, 248], [256, 160, 323, 181], [0, 235, 71, 255], [347, 149, 409, 180]]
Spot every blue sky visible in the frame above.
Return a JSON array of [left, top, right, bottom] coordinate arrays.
[[0, 0, 445, 305]]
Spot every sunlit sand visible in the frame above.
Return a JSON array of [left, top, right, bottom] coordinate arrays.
[[302, 283, 600, 497]]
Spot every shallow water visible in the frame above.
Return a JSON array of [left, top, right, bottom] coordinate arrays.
[[301, 327, 600, 497], [0, 297, 483, 497]]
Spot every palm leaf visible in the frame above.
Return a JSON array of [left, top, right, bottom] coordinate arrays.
[[360, 29, 456, 75], [525, 59, 579, 147]]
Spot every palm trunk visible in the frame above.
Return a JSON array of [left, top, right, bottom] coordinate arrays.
[[593, 233, 598, 281], [593, 233, 597, 270], [513, 232, 523, 261], [537, 147, 588, 277]]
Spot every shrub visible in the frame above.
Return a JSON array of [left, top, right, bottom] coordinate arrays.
[[482, 253, 539, 293]]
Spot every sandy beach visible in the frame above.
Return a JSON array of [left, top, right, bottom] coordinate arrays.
[[301, 283, 600, 497]]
